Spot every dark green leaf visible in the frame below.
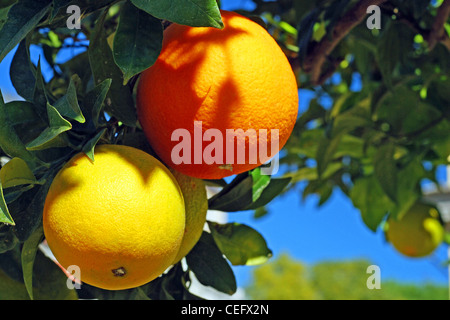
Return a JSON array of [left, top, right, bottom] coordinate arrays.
[[26, 103, 72, 151], [0, 0, 17, 9], [186, 232, 236, 295], [0, 0, 52, 62], [131, 0, 223, 28], [33, 59, 52, 113], [316, 133, 342, 178], [208, 222, 272, 266], [4, 101, 40, 126], [375, 22, 413, 88], [390, 157, 424, 220], [113, 1, 163, 84], [331, 103, 372, 137], [208, 169, 271, 212], [82, 128, 107, 162], [82, 78, 112, 128], [208, 174, 253, 211], [245, 177, 291, 210], [31, 250, 78, 300], [53, 77, 85, 124], [324, 0, 350, 36], [10, 167, 58, 242], [88, 10, 137, 127], [297, 8, 319, 62], [0, 91, 39, 168], [0, 181, 14, 225], [373, 142, 397, 203], [50, 0, 73, 19], [21, 226, 44, 300], [9, 40, 35, 101], [350, 175, 395, 231]]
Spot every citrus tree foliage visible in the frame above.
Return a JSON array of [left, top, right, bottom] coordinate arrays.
[[245, 253, 449, 300], [0, 0, 449, 300]]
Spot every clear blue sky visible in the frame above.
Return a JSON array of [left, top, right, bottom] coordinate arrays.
[[0, 0, 448, 295]]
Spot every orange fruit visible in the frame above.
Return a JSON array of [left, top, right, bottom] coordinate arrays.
[[43, 144, 185, 290], [136, 10, 299, 179], [386, 202, 444, 258]]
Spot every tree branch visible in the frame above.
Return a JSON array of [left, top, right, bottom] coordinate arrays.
[[302, 0, 388, 86], [425, 0, 450, 50]]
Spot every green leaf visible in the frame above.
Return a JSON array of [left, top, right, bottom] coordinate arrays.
[[208, 169, 269, 211], [33, 59, 52, 113], [208, 222, 272, 266], [208, 174, 253, 211], [0, 157, 37, 189], [0, 0, 52, 62], [9, 40, 36, 101], [113, 1, 163, 84], [82, 128, 107, 162], [0, 180, 14, 225], [50, 0, 72, 19], [88, 10, 137, 127], [208, 169, 290, 212], [316, 133, 343, 178], [0, 224, 19, 252], [21, 226, 44, 300], [373, 142, 397, 203], [186, 231, 236, 295], [0, 91, 39, 168], [390, 157, 424, 220], [0, 268, 30, 300], [9, 167, 57, 242], [297, 8, 319, 62], [375, 22, 413, 88], [131, 0, 223, 28], [374, 85, 442, 137], [250, 168, 270, 202], [82, 78, 112, 128], [26, 103, 72, 151], [4, 100, 40, 126], [53, 77, 85, 124], [245, 177, 291, 210], [331, 104, 372, 137], [350, 175, 395, 231], [31, 250, 78, 300], [0, 0, 17, 9]]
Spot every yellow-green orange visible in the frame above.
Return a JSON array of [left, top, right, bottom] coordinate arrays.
[[386, 202, 444, 258], [171, 169, 208, 263], [43, 144, 185, 290]]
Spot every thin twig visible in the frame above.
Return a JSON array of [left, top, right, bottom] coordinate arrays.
[[302, 0, 389, 85], [426, 0, 450, 50]]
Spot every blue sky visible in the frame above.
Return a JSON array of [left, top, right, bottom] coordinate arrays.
[[0, 0, 448, 295]]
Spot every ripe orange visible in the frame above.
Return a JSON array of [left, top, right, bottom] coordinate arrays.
[[386, 202, 444, 258], [137, 10, 299, 179], [42, 144, 185, 290]]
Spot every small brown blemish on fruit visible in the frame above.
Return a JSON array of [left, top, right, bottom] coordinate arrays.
[[112, 267, 127, 277]]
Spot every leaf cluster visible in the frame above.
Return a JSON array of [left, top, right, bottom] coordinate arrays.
[[0, 0, 285, 300]]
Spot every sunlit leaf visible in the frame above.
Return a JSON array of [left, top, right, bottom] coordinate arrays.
[[209, 222, 272, 266], [131, 0, 223, 28]]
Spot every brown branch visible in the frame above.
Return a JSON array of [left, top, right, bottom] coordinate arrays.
[[425, 0, 450, 50], [302, 0, 388, 86]]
